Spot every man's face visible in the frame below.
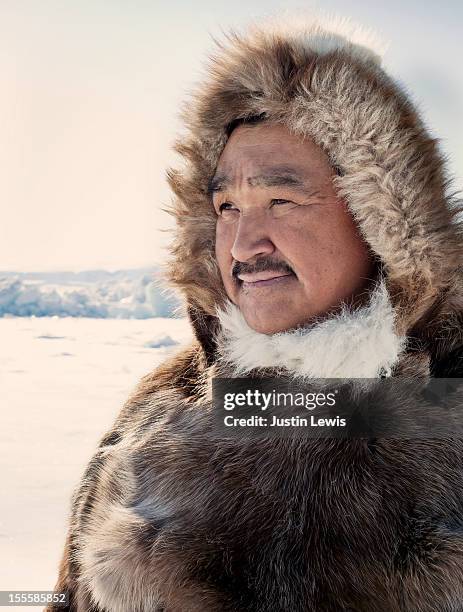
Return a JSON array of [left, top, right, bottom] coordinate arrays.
[[212, 122, 375, 334]]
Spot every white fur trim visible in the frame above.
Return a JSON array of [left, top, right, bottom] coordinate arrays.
[[216, 279, 406, 379]]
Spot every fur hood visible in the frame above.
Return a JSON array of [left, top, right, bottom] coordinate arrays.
[[165, 17, 463, 371]]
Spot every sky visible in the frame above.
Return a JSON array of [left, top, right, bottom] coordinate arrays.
[[1, 0, 462, 271]]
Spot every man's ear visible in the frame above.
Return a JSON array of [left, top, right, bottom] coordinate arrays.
[[187, 303, 220, 366]]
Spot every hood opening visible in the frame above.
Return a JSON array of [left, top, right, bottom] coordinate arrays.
[[164, 17, 463, 365]]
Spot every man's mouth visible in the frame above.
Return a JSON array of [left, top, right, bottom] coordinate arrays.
[[237, 270, 295, 287]]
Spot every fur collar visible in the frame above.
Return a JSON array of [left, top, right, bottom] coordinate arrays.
[[216, 278, 407, 379]]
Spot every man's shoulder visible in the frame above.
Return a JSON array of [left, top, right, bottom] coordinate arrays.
[[131, 340, 206, 400], [109, 340, 206, 428], [88, 340, 206, 458]]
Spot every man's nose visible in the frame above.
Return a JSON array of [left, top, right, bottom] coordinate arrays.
[[230, 214, 275, 263]]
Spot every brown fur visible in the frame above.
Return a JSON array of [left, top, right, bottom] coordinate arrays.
[[48, 19, 463, 612]]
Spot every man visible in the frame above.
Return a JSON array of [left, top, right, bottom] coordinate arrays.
[[50, 18, 463, 611]]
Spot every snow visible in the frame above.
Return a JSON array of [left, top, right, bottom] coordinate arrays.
[[0, 268, 180, 319], [143, 334, 178, 348], [0, 315, 192, 600]]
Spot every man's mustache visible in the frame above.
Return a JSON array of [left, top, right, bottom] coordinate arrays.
[[232, 258, 294, 279]]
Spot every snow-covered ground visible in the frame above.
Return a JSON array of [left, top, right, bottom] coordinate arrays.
[[0, 315, 192, 600]]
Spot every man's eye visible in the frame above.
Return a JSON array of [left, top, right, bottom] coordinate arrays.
[[217, 202, 240, 222], [218, 202, 239, 214], [270, 199, 299, 218], [270, 199, 292, 206]]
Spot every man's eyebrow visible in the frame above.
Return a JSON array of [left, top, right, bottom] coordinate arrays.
[[207, 167, 307, 195], [248, 172, 305, 188], [207, 174, 230, 194]]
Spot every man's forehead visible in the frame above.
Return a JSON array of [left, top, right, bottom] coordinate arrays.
[[208, 164, 309, 194], [219, 138, 296, 162]]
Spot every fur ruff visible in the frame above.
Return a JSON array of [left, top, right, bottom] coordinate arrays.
[[216, 278, 407, 379]]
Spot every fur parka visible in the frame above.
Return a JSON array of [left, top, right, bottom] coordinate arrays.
[[50, 17, 463, 612]]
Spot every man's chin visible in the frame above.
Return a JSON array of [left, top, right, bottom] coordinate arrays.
[[240, 308, 300, 335], [236, 284, 310, 335]]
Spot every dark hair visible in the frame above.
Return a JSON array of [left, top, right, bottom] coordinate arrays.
[[225, 113, 267, 137]]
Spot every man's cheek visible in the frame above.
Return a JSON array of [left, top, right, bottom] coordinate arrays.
[[215, 226, 235, 268], [214, 237, 237, 301]]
